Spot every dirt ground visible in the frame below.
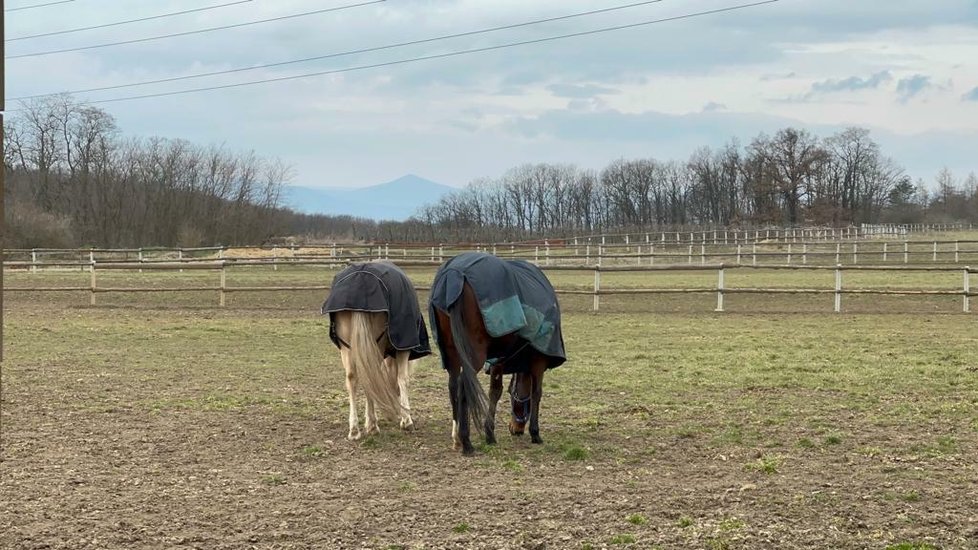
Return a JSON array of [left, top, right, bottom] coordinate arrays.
[[2, 297, 977, 549]]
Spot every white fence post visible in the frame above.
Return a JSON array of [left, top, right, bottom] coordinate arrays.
[[89, 249, 95, 273], [31, 248, 38, 274], [882, 242, 887, 263], [787, 243, 792, 264], [955, 241, 960, 263], [586, 244, 590, 264], [965, 267, 971, 313], [853, 243, 859, 264], [700, 243, 706, 265], [737, 244, 742, 265], [219, 263, 227, 307], [904, 242, 909, 264], [802, 243, 808, 265], [836, 243, 841, 264], [715, 266, 725, 312], [688, 245, 693, 264], [752, 243, 757, 266], [545, 241, 551, 266], [593, 267, 601, 312], [90, 261, 97, 306], [933, 241, 938, 262], [834, 265, 842, 313]]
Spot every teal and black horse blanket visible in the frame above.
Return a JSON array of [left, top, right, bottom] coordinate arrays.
[[428, 252, 566, 371]]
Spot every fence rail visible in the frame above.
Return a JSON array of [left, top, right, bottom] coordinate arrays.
[[8, 237, 978, 272], [5, 258, 974, 314]]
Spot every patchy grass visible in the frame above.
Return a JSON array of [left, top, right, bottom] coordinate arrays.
[[625, 514, 647, 525], [609, 533, 636, 544], [746, 455, 781, 475], [4, 274, 978, 549]]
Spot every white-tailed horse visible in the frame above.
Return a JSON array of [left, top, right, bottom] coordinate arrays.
[[322, 261, 431, 440]]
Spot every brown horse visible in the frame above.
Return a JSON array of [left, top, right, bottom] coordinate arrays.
[[429, 252, 566, 455]]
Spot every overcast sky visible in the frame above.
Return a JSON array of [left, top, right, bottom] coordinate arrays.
[[6, 0, 978, 188]]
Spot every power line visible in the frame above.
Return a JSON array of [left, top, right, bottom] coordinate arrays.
[[13, 0, 669, 101], [6, 0, 385, 59], [5, 0, 72, 11], [7, 0, 254, 42], [76, 0, 780, 106]]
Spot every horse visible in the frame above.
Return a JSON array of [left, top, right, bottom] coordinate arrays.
[[322, 260, 431, 440], [429, 252, 566, 455]]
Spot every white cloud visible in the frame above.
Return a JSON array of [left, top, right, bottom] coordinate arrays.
[[4, 0, 976, 189]]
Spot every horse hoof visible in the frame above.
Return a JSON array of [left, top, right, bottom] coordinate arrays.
[[348, 428, 362, 441], [531, 435, 543, 445], [485, 433, 497, 446], [452, 439, 462, 451], [366, 425, 380, 436], [400, 418, 415, 431], [462, 445, 476, 456]]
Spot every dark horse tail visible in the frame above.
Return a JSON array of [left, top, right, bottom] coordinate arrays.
[[447, 295, 489, 435]]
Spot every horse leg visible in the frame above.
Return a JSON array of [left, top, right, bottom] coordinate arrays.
[[341, 348, 361, 440], [364, 395, 380, 436], [485, 370, 503, 445], [396, 354, 415, 430], [447, 366, 462, 451], [529, 356, 547, 445]]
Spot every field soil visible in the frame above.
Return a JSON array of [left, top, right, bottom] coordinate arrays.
[[2, 278, 978, 549]]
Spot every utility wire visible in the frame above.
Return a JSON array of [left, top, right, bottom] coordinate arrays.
[[6, 0, 385, 59], [77, 0, 780, 106], [5, 0, 72, 11], [13, 0, 669, 101], [7, 0, 253, 42]]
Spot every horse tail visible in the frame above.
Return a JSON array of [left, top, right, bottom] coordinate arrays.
[[447, 298, 489, 435], [349, 311, 401, 419]]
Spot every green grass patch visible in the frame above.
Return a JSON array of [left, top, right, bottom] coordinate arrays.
[[609, 534, 636, 544]]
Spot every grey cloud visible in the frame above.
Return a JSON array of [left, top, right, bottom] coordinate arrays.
[[810, 71, 893, 95], [896, 74, 933, 102], [547, 83, 619, 98]]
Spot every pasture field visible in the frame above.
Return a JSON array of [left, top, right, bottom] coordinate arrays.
[[2, 267, 978, 549]]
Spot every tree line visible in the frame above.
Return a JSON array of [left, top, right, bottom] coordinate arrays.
[[4, 95, 977, 247], [415, 128, 978, 242], [3, 95, 293, 248]]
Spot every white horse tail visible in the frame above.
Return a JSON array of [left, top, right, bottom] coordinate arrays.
[[349, 311, 401, 420]]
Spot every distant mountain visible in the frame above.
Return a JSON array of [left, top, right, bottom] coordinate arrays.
[[281, 174, 457, 221]]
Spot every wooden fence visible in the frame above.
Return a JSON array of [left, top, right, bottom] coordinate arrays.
[[4, 258, 974, 314], [8, 238, 978, 270]]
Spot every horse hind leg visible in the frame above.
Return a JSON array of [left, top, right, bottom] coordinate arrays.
[[395, 354, 415, 430], [341, 347, 362, 440], [364, 396, 380, 436], [485, 370, 503, 445], [529, 356, 548, 445]]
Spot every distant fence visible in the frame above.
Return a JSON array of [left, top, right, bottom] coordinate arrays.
[[8, 237, 978, 271], [4, 258, 974, 314]]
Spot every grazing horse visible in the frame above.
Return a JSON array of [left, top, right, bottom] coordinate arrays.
[[322, 261, 431, 440], [429, 252, 566, 455]]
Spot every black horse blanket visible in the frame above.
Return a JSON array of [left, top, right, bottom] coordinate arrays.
[[429, 252, 566, 370], [322, 261, 431, 360]]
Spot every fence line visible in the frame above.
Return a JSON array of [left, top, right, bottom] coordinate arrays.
[[9, 238, 978, 271], [5, 259, 974, 314]]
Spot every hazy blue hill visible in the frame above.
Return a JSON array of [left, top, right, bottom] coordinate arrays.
[[282, 174, 456, 221]]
